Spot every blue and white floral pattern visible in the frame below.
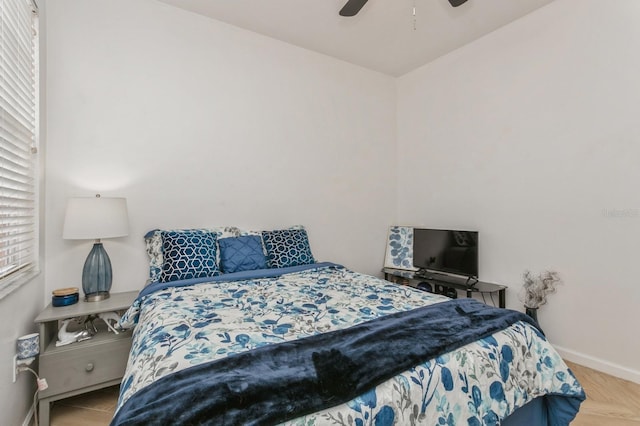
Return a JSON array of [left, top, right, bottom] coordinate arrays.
[[384, 226, 419, 270], [116, 265, 583, 424]]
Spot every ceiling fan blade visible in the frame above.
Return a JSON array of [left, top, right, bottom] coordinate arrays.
[[448, 0, 469, 6], [339, 0, 369, 16]]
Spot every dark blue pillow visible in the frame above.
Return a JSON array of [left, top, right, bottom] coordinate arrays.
[[261, 229, 315, 268], [160, 230, 219, 282], [218, 235, 267, 274]]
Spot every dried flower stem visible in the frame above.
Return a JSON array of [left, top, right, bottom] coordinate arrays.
[[521, 270, 562, 309]]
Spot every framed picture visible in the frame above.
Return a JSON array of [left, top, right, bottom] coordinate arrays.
[[383, 226, 418, 271]]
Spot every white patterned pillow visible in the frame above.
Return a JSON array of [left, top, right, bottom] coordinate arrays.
[[237, 224, 305, 236], [145, 226, 240, 284]]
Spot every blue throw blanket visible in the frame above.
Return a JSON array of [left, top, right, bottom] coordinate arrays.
[[112, 299, 546, 425]]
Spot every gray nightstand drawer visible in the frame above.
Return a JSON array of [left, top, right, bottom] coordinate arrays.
[[39, 332, 131, 398]]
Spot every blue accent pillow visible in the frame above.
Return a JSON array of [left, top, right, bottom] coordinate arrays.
[[218, 235, 267, 274], [160, 230, 219, 283], [262, 229, 315, 268]]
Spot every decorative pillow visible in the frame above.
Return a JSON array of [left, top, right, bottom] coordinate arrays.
[[160, 230, 219, 283], [145, 227, 240, 283], [218, 235, 267, 274], [261, 228, 315, 268], [236, 225, 305, 256]]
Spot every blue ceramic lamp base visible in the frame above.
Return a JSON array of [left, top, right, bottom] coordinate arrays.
[[82, 241, 112, 302]]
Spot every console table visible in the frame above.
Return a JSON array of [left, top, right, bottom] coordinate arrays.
[[383, 268, 507, 308]]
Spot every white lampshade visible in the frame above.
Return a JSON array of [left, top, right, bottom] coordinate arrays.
[[63, 195, 129, 240]]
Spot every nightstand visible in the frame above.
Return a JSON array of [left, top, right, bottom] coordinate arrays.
[[34, 291, 137, 426]]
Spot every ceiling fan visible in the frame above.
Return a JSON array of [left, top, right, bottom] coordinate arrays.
[[339, 0, 469, 17]]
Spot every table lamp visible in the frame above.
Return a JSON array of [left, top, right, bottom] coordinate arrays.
[[62, 194, 129, 301]]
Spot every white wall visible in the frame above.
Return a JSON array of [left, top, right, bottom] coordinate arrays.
[[45, 0, 397, 299], [0, 278, 43, 425], [397, 0, 640, 382]]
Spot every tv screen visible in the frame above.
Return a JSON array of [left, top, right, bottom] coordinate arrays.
[[412, 228, 478, 278]]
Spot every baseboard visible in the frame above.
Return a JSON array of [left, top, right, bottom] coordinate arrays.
[[22, 404, 34, 426], [555, 345, 640, 385]]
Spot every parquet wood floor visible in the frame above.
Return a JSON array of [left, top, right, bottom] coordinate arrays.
[[566, 361, 640, 426], [45, 361, 640, 425]]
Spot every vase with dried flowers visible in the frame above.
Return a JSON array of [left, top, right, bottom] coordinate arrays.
[[521, 270, 562, 322]]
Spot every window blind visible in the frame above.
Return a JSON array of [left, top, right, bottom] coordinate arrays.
[[0, 0, 38, 294]]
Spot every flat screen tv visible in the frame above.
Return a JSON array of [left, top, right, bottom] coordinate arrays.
[[412, 228, 478, 279]]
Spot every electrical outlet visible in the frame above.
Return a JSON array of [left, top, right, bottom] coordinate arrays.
[[12, 355, 35, 383]]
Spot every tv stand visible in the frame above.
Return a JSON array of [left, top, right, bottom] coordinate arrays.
[[414, 269, 478, 286], [383, 268, 506, 308]]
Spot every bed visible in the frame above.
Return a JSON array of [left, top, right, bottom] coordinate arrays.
[[111, 227, 585, 425]]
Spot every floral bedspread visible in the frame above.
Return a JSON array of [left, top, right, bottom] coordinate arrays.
[[116, 264, 583, 425]]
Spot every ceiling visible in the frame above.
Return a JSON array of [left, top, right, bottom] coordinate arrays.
[[156, 0, 555, 77]]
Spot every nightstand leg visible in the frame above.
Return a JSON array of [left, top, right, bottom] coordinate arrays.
[[499, 289, 506, 309], [39, 397, 50, 426]]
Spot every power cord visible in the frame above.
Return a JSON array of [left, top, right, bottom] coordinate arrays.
[[17, 365, 47, 426]]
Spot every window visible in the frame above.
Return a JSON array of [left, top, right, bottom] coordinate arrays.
[[0, 0, 39, 298]]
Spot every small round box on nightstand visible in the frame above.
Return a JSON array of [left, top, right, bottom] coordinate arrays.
[[51, 287, 80, 307]]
